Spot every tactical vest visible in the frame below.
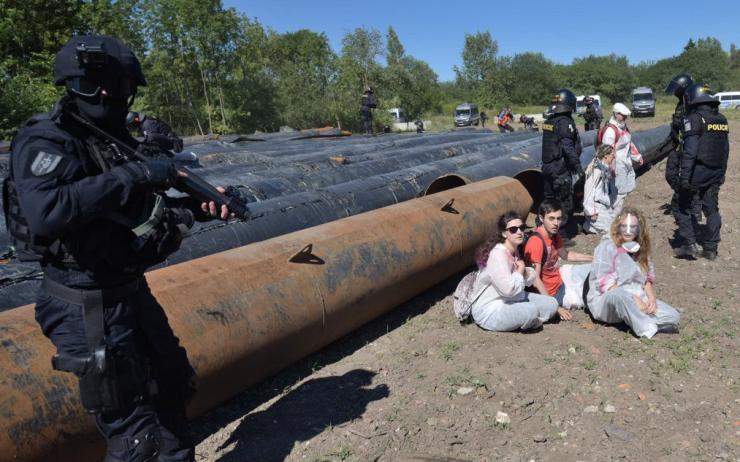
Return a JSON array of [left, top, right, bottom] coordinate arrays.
[[541, 114, 573, 164], [3, 109, 82, 263], [694, 111, 729, 170]]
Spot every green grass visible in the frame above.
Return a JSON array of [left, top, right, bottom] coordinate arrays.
[[439, 341, 460, 361]]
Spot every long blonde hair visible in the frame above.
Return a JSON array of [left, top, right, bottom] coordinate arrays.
[[609, 207, 651, 271], [585, 144, 614, 177]]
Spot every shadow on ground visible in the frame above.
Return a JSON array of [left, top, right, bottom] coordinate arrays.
[[212, 369, 389, 462], [192, 272, 462, 460]]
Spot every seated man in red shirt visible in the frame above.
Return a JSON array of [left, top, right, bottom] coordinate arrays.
[[524, 199, 592, 320]]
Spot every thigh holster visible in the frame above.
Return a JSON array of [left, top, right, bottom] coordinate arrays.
[[44, 277, 151, 414]]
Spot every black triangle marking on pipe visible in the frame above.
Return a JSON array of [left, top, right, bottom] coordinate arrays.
[[288, 244, 325, 265], [440, 198, 459, 214]]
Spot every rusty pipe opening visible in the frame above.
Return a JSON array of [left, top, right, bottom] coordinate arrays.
[[513, 169, 544, 212], [423, 174, 469, 196]]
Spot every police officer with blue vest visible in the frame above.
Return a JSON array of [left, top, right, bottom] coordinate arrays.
[[540, 88, 584, 239], [673, 83, 730, 260], [3, 35, 230, 461]]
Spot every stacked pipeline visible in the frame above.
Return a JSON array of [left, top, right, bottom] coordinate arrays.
[[0, 126, 670, 311]]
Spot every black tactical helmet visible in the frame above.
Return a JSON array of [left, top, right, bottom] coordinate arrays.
[[550, 88, 576, 114], [684, 82, 719, 107], [54, 35, 146, 98], [665, 73, 693, 97]]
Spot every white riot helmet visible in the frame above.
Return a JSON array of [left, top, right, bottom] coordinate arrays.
[[612, 103, 631, 117]]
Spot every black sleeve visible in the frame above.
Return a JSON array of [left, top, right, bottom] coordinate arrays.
[[679, 114, 701, 182], [556, 119, 580, 170], [11, 138, 140, 238]]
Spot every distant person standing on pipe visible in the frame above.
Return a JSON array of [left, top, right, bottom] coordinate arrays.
[[600, 103, 643, 215], [360, 86, 377, 134]]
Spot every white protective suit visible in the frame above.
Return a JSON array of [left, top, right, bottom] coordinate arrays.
[[471, 244, 558, 331], [583, 159, 618, 234], [601, 117, 643, 214], [587, 237, 680, 338]]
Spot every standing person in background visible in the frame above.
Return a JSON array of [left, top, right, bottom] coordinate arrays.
[[673, 83, 729, 261], [600, 103, 643, 215], [582, 96, 603, 131], [360, 86, 377, 134], [480, 111, 489, 128], [587, 208, 681, 338], [127, 111, 184, 153], [470, 211, 559, 332], [583, 144, 617, 234], [540, 88, 584, 241]]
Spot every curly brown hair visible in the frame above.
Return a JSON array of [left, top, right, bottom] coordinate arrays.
[[609, 207, 651, 271]]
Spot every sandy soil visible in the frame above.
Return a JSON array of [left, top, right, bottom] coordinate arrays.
[[192, 119, 739, 462]]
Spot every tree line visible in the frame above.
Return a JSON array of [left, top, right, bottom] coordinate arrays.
[[1, 0, 739, 139]]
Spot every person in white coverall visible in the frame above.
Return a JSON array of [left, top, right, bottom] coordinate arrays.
[[583, 144, 618, 234], [600, 103, 644, 215], [587, 207, 680, 338], [471, 211, 558, 331]]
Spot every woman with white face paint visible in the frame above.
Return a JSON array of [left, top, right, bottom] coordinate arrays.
[[586, 208, 680, 338], [601, 103, 644, 215], [470, 211, 559, 332]]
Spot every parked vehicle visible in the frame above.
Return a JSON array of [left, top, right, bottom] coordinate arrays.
[[454, 103, 480, 127], [631, 87, 655, 117], [714, 91, 740, 110], [388, 107, 408, 123]]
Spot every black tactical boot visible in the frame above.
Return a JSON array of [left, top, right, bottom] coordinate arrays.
[[702, 249, 718, 261], [673, 243, 699, 259]]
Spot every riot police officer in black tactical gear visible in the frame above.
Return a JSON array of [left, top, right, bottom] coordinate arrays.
[[581, 96, 602, 131], [540, 88, 583, 239], [127, 111, 184, 153], [664, 73, 701, 229], [360, 86, 377, 134], [3, 35, 229, 462], [673, 83, 729, 261]]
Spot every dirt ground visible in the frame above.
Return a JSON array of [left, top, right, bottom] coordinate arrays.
[[193, 120, 739, 462]]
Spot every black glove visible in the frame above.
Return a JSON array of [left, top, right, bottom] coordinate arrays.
[[120, 159, 178, 189], [572, 165, 585, 179]]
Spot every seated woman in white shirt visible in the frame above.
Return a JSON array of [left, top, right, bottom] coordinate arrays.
[[471, 211, 559, 331]]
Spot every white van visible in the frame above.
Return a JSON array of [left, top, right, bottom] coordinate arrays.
[[388, 107, 408, 123], [453, 103, 480, 127], [714, 91, 740, 110]]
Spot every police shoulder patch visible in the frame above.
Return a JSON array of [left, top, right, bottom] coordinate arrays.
[[30, 151, 63, 176], [683, 118, 692, 132]]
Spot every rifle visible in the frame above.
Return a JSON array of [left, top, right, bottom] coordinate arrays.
[[66, 110, 251, 220]]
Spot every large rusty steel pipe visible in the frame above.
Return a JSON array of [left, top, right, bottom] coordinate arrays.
[[0, 176, 532, 462]]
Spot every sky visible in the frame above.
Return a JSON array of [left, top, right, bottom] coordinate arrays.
[[222, 0, 739, 82]]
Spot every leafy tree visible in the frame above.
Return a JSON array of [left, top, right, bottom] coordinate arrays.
[[267, 29, 336, 129], [507, 52, 555, 105], [386, 26, 404, 67]]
